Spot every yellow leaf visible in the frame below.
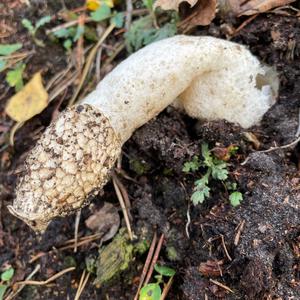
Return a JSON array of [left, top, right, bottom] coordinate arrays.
[[5, 72, 48, 122], [86, 0, 114, 11]]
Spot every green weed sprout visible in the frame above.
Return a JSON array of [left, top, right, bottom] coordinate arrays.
[[139, 264, 175, 300], [183, 143, 243, 206]]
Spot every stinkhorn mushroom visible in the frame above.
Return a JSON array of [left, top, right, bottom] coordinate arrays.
[[8, 35, 279, 232]]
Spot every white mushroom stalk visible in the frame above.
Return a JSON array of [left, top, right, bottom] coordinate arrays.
[[8, 35, 278, 232]]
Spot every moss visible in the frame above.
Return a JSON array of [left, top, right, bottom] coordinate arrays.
[[94, 228, 150, 285]]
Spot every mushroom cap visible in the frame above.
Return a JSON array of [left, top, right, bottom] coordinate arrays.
[[8, 104, 121, 232]]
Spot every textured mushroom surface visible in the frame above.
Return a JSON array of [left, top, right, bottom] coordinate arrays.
[[84, 35, 278, 142], [8, 104, 121, 232], [9, 35, 279, 232]]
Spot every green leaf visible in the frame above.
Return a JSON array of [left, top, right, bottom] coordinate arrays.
[[229, 191, 243, 207], [63, 39, 72, 50], [1, 268, 14, 281], [143, 0, 153, 10], [73, 24, 85, 42], [6, 63, 26, 91], [139, 283, 161, 300], [125, 16, 176, 53], [154, 264, 175, 277], [182, 156, 201, 173], [0, 284, 8, 300], [201, 143, 213, 167], [53, 28, 72, 38], [90, 4, 111, 22], [0, 43, 22, 56], [0, 60, 6, 72], [211, 163, 228, 180], [111, 12, 124, 28], [35, 15, 51, 30], [22, 18, 35, 34], [226, 182, 237, 191], [147, 23, 176, 43], [191, 186, 210, 205], [191, 172, 211, 205]]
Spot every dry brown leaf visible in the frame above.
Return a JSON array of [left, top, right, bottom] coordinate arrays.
[[183, 0, 217, 27], [239, 0, 295, 15], [5, 72, 48, 122], [199, 260, 224, 277], [222, 0, 295, 16], [154, 0, 198, 11], [243, 132, 261, 149], [85, 202, 120, 242]]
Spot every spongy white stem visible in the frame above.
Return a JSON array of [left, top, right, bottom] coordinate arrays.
[[83, 35, 278, 144]]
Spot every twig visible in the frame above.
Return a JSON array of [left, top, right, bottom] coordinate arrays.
[[134, 232, 158, 300], [76, 14, 86, 72], [144, 233, 164, 285], [74, 209, 81, 253], [112, 172, 131, 209], [29, 233, 103, 263], [233, 14, 258, 35], [9, 122, 24, 146], [5, 264, 41, 300], [58, 234, 102, 251], [0, 50, 34, 60], [185, 204, 191, 239], [234, 220, 245, 246], [112, 174, 133, 240], [48, 71, 79, 103], [62, 232, 103, 245], [46, 18, 92, 34], [68, 23, 115, 106], [74, 269, 90, 300], [45, 65, 72, 91], [295, 109, 300, 137], [46, 9, 148, 35], [125, 0, 133, 31], [102, 42, 125, 70], [220, 235, 232, 261], [209, 279, 234, 293], [96, 47, 102, 82], [15, 267, 75, 286], [258, 135, 300, 153], [161, 276, 174, 300]]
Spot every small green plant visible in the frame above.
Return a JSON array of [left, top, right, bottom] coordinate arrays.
[[0, 43, 23, 72], [6, 63, 26, 92], [139, 264, 175, 300], [0, 267, 15, 300], [183, 143, 243, 206], [125, 15, 177, 53], [125, 0, 178, 53], [52, 5, 124, 51], [22, 16, 51, 46], [90, 3, 124, 27]]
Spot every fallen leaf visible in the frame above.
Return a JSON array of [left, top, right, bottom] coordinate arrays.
[[85, 202, 120, 242], [155, 0, 217, 28], [180, 0, 217, 27], [220, 0, 295, 16], [199, 260, 224, 277], [239, 0, 295, 15], [243, 132, 261, 149], [154, 0, 198, 11], [5, 72, 48, 122]]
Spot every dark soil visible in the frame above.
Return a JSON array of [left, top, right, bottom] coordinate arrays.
[[0, 1, 299, 300]]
